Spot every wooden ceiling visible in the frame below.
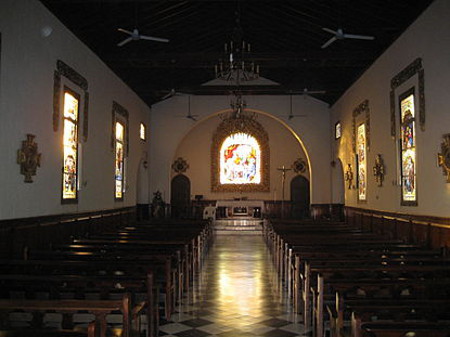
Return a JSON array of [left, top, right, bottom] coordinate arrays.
[[39, 0, 434, 107]]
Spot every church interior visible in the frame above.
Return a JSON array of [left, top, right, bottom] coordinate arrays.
[[1, 1, 450, 336]]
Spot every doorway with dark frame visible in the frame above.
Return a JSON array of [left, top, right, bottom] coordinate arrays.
[[290, 175, 310, 219], [171, 174, 191, 218]]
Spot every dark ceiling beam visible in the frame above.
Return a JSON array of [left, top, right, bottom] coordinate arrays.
[[103, 50, 373, 68]]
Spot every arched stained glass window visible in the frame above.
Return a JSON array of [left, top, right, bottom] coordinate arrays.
[[220, 133, 261, 185], [211, 114, 269, 192]]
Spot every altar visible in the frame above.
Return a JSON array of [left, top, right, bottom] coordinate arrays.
[[216, 199, 264, 218]]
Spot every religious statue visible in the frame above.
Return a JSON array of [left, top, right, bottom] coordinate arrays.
[[151, 190, 165, 218], [344, 163, 353, 190], [17, 134, 41, 183], [372, 154, 385, 187]]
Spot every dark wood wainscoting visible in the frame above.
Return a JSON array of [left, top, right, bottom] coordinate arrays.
[[0, 207, 136, 259], [346, 206, 450, 249]]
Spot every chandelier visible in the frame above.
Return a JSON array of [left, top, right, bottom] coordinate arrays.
[[214, 16, 259, 83]]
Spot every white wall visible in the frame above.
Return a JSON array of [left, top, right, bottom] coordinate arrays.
[[0, 0, 151, 220], [331, 0, 450, 217], [150, 94, 331, 204]]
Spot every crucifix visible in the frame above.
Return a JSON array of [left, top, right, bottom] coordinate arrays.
[[277, 165, 292, 218]]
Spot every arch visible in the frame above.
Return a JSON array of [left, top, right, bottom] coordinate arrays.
[[290, 175, 310, 219], [172, 106, 313, 202], [211, 115, 270, 192], [170, 174, 191, 218]]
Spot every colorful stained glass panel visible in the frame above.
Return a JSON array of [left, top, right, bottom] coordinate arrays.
[[220, 133, 261, 185], [357, 123, 367, 201], [115, 122, 124, 199], [400, 92, 417, 204], [62, 91, 79, 200]]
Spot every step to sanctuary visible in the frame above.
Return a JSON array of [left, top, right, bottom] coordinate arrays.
[[213, 218, 264, 235]]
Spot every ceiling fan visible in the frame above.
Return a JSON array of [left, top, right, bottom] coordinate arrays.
[[160, 88, 184, 101], [321, 27, 374, 49], [295, 88, 326, 96], [176, 96, 198, 121], [117, 28, 169, 47], [284, 95, 307, 120]]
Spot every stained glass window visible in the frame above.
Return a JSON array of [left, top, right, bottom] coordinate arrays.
[[400, 89, 417, 205], [220, 133, 261, 185], [115, 121, 125, 199], [357, 123, 367, 201], [140, 123, 146, 141], [62, 90, 79, 201]]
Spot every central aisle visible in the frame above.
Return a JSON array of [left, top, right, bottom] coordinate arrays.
[[159, 234, 304, 337]]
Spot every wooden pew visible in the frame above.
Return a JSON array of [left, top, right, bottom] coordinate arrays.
[[313, 267, 450, 337], [328, 284, 450, 337], [0, 293, 141, 337], [0, 267, 156, 337], [357, 321, 450, 337], [1, 219, 211, 337], [264, 220, 450, 334]]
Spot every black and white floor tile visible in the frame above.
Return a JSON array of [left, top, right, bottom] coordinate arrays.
[[158, 234, 305, 337]]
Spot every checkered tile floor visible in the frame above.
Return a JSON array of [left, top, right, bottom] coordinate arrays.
[[158, 234, 305, 337]]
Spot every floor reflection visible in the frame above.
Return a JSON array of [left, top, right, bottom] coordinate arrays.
[[159, 234, 304, 337]]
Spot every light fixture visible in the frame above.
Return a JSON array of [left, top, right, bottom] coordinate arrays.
[[214, 14, 259, 83]]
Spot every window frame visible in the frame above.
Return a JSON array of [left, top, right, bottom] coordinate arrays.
[[61, 86, 80, 204], [399, 87, 418, 206]]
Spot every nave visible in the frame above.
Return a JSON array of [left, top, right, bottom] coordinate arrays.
[[158, 234, 304, 337]]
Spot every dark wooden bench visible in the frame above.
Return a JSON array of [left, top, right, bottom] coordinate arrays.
[[358, 321, 450, 337], [0, 293, 141, 337]]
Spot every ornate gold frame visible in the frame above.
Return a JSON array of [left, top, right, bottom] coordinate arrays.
[[53, 60, 89, 141], [352, 100, 370, 153], [17, 134, 41, 183], [438, 134, 450, 183], [390, 58, 425, 138], [211, 113, 270, 192]]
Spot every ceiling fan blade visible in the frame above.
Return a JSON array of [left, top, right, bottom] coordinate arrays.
[[161, 89, 175, 100], [140, 35, 169, 43], [287, 114, 307, 120], [117, 28, 133, 35], [117, 37, 133, 47], [343, 33, 375, 40], [321, 36, 336, 49], [322, 27, 336, 35], [306, 90, 326, 94]]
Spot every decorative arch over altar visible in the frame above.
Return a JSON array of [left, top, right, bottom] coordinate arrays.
[[211, 114, 270, 192]]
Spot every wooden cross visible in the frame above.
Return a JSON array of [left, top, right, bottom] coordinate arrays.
[[277, 165, 292, 218]]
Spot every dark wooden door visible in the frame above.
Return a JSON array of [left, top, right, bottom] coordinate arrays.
[[290, 175, 310, 219], [171, 174, 191, 218]]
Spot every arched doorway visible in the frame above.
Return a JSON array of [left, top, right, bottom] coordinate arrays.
[[290, 175, 310, 219], [171, 174, 191, 218]]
